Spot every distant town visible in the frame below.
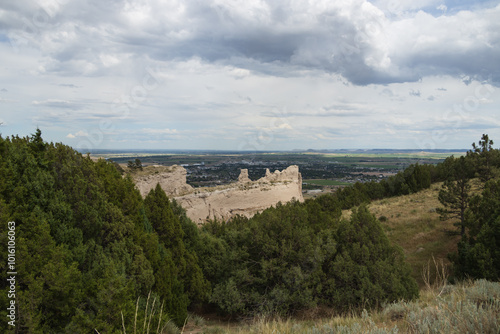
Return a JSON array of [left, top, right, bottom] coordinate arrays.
[[93, 149, 466, 196]]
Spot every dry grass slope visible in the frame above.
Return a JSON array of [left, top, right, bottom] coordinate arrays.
[[366, 183, 460, 287], [357, 180, 482, 287], [181, 280, 500, 334]]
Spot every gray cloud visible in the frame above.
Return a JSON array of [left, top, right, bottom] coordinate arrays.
[[58, 83, 80, 88], [409, 89, 421, 97], [4, 0, 499, 85], [32, 99, 84, 110], [1, 0, 499, 151]]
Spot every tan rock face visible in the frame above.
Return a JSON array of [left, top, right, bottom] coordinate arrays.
[[133, 165, 304, 224], [238, 169, 251, 183], [134, 165, 193, 197]]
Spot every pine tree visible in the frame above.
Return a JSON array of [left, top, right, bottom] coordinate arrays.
[[143, 184, 209, 324], [454, 179, 500, 280], [437, 156, 472, 237], [144, 184, 184, 252], [470, 134, 499, 183]]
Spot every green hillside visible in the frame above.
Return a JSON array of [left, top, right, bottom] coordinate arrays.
[[1, 131, 499, 334], [344, 183, 462, 287]]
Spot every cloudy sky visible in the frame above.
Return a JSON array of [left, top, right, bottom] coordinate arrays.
[[1, 0, 499, 151]]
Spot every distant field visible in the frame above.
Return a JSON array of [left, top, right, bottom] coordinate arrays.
[[314, 151, 466, 160], [100, 152, 456, 178], [92, 150, 465, 163], [303, 179, 351, 186]]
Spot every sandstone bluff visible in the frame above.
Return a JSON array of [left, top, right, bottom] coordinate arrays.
[[134, 165, 304, 224]]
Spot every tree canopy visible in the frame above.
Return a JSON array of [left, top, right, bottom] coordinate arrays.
[[0, 131, 206, 332]]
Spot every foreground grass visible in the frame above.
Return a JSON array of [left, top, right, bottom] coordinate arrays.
[[179, 280, 500, 334]]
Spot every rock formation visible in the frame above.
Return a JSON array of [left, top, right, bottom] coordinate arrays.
[[134, 165, 193, 197], [238, 169, 251, 183], [133, 165, 303, 224]]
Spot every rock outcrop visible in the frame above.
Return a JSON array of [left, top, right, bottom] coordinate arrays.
[[133, 165, 303, 224], [238, 169, 251, 183], [134, 165, 193, 197]]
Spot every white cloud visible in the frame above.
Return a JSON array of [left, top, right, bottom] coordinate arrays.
[[32, 99, 81, 108], [65, 131, 88, 139], [229, 67, 251, 79], [437, 4, 447, 12], [277, 123, 292, 130], [140, 128, 178, 135], [75, 130, 88, 137], [0, 0, 499, 150]]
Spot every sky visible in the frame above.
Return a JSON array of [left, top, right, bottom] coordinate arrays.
[[1, 0, 499, 151]]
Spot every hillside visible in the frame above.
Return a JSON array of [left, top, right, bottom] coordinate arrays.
[[369, 184, 459, 287], [343, 180, 484, 287], [2, 132, 499, 333], [374, 189, 453, 286]]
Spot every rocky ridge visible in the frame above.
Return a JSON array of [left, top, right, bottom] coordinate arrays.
[[133, 165, 304, 224]]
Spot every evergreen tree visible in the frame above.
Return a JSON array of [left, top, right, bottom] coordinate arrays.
[[453, 179, 500, 280], [202, 201, 418, 316], [144, 184, 209, 324], [437, 156, 472, 237], [323, 205, 418, 310], [127, 158, 143, 171], [469, 134, 500, 183], [0, 130, 208, 332]]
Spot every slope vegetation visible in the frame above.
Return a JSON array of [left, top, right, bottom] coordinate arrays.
[[367, 183, 459, 287]]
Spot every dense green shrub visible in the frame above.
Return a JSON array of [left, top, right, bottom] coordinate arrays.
[[0, 131, 206, 332], [201, 202, 418, 316], [314, 163, 435, 212]]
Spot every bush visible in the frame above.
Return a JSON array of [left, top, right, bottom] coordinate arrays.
[[201, 203, 418, 317]]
